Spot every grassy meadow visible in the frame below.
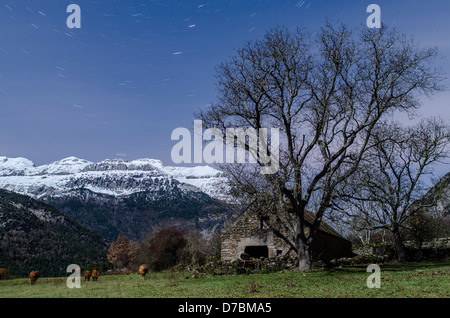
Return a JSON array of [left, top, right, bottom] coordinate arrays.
[[0, 261, 448, 298]]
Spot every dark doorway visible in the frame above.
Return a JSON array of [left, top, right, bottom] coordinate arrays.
[[244, 246, 268, 258]]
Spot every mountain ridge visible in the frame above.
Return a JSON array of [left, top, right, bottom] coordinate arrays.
[[0, 156, 230, 201], [414, 172, 450, 217], [0, 156, 232, 242]]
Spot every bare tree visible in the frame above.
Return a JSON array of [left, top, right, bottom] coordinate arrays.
[[333, 118, 449, 261], [198, 23, 444, 270]]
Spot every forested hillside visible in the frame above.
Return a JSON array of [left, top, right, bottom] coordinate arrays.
[[0, 189, 108, 277]]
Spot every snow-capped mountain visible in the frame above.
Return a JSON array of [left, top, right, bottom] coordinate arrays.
[[0, 156, 231, 241], [0, 156, 230, 201]]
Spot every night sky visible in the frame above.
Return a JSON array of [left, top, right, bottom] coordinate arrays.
[[1, 0, 449, 171]]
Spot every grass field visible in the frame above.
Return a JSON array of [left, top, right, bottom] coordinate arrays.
[[0, 261, 448, 298]]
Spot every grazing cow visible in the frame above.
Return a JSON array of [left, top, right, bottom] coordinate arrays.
[[91, 268, 100, 281], [0, 268, 7, 280], [29, 271, 39, 285], [84, 270, 92, 282], [138, 264, 149, 280]]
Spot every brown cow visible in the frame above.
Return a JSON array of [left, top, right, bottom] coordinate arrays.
[[0, 268, 7, 280], [84, 270, 92, 282], [91, 268, 100, 281], [138, 264, 149, 280], [29, 271, 39, 285]]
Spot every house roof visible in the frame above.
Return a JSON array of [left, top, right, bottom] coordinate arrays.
[[302, 209, 345, 239]]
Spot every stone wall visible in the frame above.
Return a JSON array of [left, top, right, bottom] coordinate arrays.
[[221, 205, 353, 262], [221, 210, 288, 262], [405, 237, 450, 260]]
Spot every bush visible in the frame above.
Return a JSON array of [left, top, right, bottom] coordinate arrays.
[[107, 235, 139, 269], [146, 226, 186, 272]]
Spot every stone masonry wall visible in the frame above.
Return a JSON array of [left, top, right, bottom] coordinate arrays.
[[221, 210, 288, 262]]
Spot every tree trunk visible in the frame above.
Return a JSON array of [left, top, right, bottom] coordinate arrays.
[[417, 242, 423, 260], [296, 238, 312, 271], [393, 227, 407, 262]]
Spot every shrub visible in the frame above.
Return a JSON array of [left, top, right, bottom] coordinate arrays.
[[146, 226, 186, 272], [107, 235, 139, 269]]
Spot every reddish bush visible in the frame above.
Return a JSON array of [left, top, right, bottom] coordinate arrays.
[[107, 234, 138, 269], [146, 226, 186, 272]]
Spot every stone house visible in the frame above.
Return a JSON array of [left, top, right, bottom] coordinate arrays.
[[221, 200, 353, 262]]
